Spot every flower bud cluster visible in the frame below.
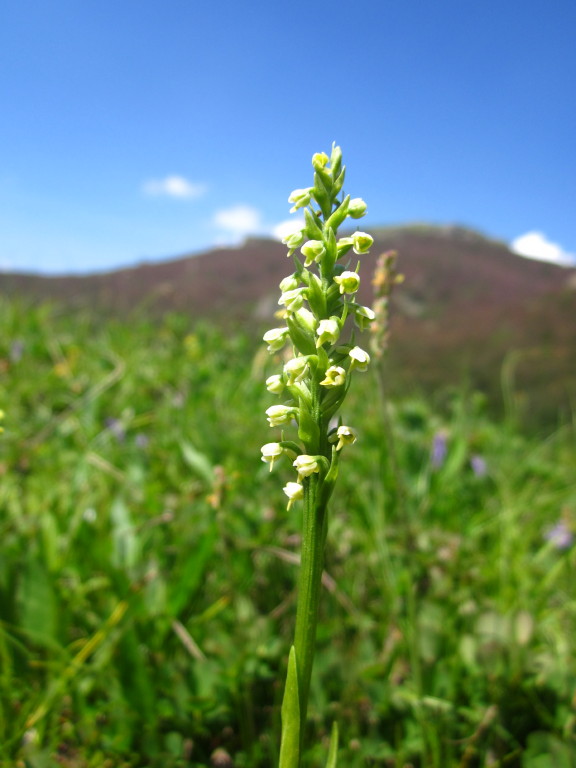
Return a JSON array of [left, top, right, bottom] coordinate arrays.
[[370, 250, 403, 359], [261, 145, 375, 509]]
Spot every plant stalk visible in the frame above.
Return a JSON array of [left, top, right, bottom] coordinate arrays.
[[293, 472, 328, 759]]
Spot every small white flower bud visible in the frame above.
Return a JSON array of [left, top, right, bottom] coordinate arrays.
[[279, 274, 300, 292], [333, 270, 360, 295], [348, 198, 367, 218], [330, 425, 357, 451], [283, 481, 304, 509], [278, 288, 305, 312], [353, 305, 376, 330], [312, 152, 329, 170], [293, 454, 320, 480], [261, 442, 284, 471], [352, 232, 374, 254], [266, 374, 285, 395], [348, 346, 370, 372], [320, 365, 346, 387], [263, 327, 290, 353], [282, 229, 306, 253], [288, 188, 313, 213], [316, 317, 340, 348], [300, 240, 326, 267], [283, 356, 309, 384], [266, 405, 297, 427]]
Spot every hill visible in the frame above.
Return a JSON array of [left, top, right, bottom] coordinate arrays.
[[2, 224, 575, 424]]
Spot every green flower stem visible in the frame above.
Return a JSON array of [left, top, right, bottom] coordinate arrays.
[[293, 472, 328, 754], [292, 373, 330, 751]]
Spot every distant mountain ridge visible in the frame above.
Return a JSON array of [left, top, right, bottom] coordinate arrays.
[[1, 224, 573, 313], [2, 224, 575, 424]]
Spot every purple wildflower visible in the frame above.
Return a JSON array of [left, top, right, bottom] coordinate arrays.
[[470, 454, 488, 478], [10, 340, 24, 363], [104, 417, 126, 442], [134, 433, 149, 449], [431, 431, 448, 468], [544, 521, 573, 550]]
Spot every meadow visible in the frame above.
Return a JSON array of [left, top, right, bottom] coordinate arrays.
[[0, 297, 574, 767]]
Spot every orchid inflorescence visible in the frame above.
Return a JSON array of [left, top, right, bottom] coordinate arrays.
[[261, 144, 374, 510], [264, 145, 375, 768]]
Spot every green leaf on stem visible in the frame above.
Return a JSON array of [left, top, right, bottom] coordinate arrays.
[[330, 144, 343, 175], [322, 228, 338, 276], [279, 646, 300, 768], [287, 312, 317, 356], [306, 272, 328, 318], [325, 721, 339, 768], [304, 207, 324, 241], [319, 446, 340, 507], [325, 195, 350, 233], [297, 398, 320, 448], [332, 167, 346, 197], [315, 165, 333, 195], [313, 172, 331, 218]]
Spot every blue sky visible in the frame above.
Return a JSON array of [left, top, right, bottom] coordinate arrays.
[[1, 0, 575, 274]]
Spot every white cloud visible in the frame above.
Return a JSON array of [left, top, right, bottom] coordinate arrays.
[[511, 231, 576, 266], [272, 218, 305, 241], [142, 175, 205, 199], [213, 205, 263, 240], [212, 208, 307, 247]]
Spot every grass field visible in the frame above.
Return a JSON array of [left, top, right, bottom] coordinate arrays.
[[0, 298, 575, 767]]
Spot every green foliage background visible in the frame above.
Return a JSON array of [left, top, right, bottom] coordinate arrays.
[[0, 298, 574, 767]]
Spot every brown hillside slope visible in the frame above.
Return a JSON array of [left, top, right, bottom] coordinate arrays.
[[0, 226, 573, 315], [2, 225, 575, 423]]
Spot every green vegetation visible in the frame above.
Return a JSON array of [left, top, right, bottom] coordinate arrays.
[[0, 297, 575, 767]]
